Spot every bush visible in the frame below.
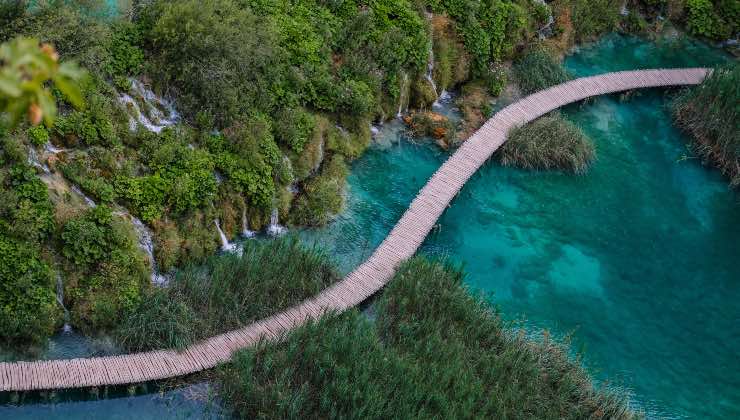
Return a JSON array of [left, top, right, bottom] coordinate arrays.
[[289, 155, 348, 226], [571, 0, 621, 41], [274, 108, 316, 153], [672, 63, 739, 187], [0, 234, 60, 347], [116, 237, 340, 351], [498, 114, 596, 173], [513, 47, 571, 95], [61, 205, 149, 331], [218, 257, 636, 419], [685, 0, 737, 40], [27, 125, 49, 146]]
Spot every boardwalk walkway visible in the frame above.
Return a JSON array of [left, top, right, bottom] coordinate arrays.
[[0, 68, 709, 391]]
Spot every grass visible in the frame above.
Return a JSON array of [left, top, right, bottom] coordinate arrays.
[[498, 114, 595, 173], [513, 47, 571, 95], [672, 64, 739, 187], [218, 256, 637, 419], [115, 236, 340, 351]]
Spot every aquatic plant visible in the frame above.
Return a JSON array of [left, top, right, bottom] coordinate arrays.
[[513, 46, 571, 95], [115, 236, 340, 351], [672, 64, 739, 187], [498, 114, 595, 173], [218, 257, 637, 419]]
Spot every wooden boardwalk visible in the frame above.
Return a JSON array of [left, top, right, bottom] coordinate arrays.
[[0, 68, 709, 391]]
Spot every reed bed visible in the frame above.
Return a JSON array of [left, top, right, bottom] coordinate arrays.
[[218, 257, 637, 419], [513, 47, 571, 95], [672, 64, 739, 187], [115, 236, 340, 351], [498, 114, 596, 173]]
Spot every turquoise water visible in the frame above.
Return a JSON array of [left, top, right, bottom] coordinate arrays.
[[3, 33, 737, 418], [304, 34, 739, 418]]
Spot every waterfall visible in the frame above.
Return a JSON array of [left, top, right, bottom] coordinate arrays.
[[397, 72, 409, 118], [215, 219, 239, 252], [44, 142, 64, 154], [55, 273, 72, 333], [426, 41, 439, 106], [127, 215, 169, 285], [28, 148, 51, 174], [71, 185, 97, 207], [241, 208, 256, 238], [534, 0, 555, 39], [266, 208, 286, 236], [118, 78, 179, 133]]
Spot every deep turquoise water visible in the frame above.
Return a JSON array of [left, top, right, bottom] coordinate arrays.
[[3, 33, 736, 418], [304, 34, 739, 418]]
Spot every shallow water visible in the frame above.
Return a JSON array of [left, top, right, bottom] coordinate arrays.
[[4, 33, 736, 418], [303, 34, 739, 418]]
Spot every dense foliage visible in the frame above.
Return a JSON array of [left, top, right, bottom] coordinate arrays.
[[499, 114, 596, 173], [672, 63, 739, 187], [219, 257, 636, 419], [115, 236, 340, 351], [60, 205, 149, 332]]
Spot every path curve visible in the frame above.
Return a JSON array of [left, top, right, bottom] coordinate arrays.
[[0, 68, 709, 391]]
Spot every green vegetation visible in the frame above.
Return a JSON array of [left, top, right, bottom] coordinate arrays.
[[513, 46, 571, 95], [672, 64, 739, 187], [499, 114, 595, 173], [404, 111, 457, 148], [60, 205, 149, 332], [115, 237, 340, 351], [684, 0, 739, 41], [219, 257, 635, 419]]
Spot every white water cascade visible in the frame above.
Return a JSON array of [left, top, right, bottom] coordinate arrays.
[[27, 148, 51, 174], [241, 208, 256, 238], [535, 0, 555, 39], [71, 185, 97, 207], [215, 219, 239, 253], [56, 273, 72, 333], [128, 215, 169, 285], [426, 41, 440, 107], [397, 72, 409, 118], [267, 208, 286, 236], [118, 79, 179, 133]]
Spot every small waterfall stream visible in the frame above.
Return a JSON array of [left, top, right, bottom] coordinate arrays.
[[55, 273, 72, 333], [397, 72, 409, 118], [127, 214, 169, 285], [266, 208, 286, 236], [241, 208, 256, 238], [71, 185, 97, 208], [118, 79, 179, 133], [215, 219, 239, 253]]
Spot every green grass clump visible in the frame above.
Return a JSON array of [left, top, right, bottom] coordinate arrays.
[[218, 257, 637, 419], [499, 114, 595, 173], [115, 236, 340, 351], [513, 47, 571, 95], [672, 64, 740, 187]]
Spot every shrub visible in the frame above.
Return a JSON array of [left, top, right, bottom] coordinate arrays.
[[0, 233, 60, 347], [289, 155, 348, 226], [27, 125, 49, 146], [571, 0, 621, 41], [104, 22, 143, 78], [274, 108, 316, 153], [685, 0, 737, 40], [513, 47, 571, 95], [61, 205, 148, 331], [498, 114, 596, 173]]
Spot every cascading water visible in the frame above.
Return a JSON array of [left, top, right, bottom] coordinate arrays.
[[267, 208, 286, 236], [426, 41, 439, 106], [397, 72, 409, 118], [55, 273, 72, 333], [127, 214, 169, 285], [71, 185, 97, 207], [118, 78, 179, 133], [534, 0, 555, 39], [215, 219, 239, 252], [241, 208, 256, 238], [28, 148, 51, 174]]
